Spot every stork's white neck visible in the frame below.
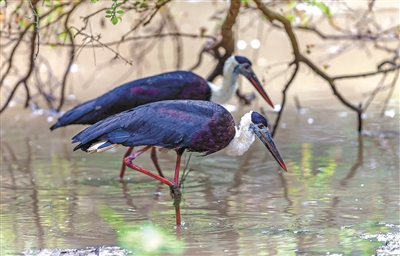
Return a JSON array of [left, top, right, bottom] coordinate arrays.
[[224, 111, 255, 156], [209, 56, 240, 104]]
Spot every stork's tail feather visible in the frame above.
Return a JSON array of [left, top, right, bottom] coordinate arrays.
[[87, 140, 118, 153], [50, 99, 97, 131], [50, 122, 61, 131], [73, 140, 118, 153], [73, 143, 84, 151]]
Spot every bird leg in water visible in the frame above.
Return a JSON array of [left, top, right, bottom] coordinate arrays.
[[170, 183, 181, 226], [124, 147, 185, 226], [170, 148, 185, 226], [120, 146, 165, 180]]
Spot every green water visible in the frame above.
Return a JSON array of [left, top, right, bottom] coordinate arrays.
[[1, 103, 399, 255]]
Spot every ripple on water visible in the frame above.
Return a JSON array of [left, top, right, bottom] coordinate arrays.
[[1, 99, 399, 255]]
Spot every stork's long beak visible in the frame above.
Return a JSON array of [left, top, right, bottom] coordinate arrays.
[[250, 124, 287, 171], [245, 71, 275, 109]]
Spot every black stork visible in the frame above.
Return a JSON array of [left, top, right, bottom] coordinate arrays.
[[52, 55, 275, 180], [72, 100, 287, 227]]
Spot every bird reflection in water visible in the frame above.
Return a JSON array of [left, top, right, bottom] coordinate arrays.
[[72, 100, 287, 227]]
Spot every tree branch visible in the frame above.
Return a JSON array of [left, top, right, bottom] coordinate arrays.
[[0, 28, 37, 113], [379, 70, 399, 120], [37, 32, 216, 48], [29, 0, 40, 60], [272, 62, 298, 138], [207, 0, 241, 82], [254, 0, 368, 133], [56, 3, 81, 111]]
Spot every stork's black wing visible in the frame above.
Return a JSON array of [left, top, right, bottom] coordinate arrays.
[[51, 71, 211, 130], [72, 100, 230, 154]]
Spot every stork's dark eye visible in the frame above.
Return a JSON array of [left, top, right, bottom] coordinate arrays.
[[258, 124, 264, 129], [244, 64, 250, 69]]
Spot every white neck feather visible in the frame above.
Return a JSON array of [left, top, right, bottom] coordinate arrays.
[[224, 111, 255, 156], [209, 56, 240, 104]]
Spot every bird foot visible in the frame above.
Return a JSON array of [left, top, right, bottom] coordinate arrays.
[[170, 184, 182, 206]]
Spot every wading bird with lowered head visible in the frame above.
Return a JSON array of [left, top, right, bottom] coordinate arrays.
[[72, 100, 287, 226], [52, 55, 276, 179]]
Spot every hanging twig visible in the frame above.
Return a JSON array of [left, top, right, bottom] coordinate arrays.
[[207, 0, 241, 82], [253, 0, 400, 133], [29, 0, 40, 60], [379, 70, 399, 120], [272, 63, 299, 138], [362, 73, 387, 112], [294, 95, 303, 113], [56, 3, 81, 111]]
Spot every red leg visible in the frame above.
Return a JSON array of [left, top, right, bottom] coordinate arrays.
[[119, 146, 134, 180], [124, 147, 185, 227], [124, 146, 173, 186], [174, 152, 182, 185], [150, 147, 165, 178], [171, 149, 184, 226], [171, 184, 181, 226]]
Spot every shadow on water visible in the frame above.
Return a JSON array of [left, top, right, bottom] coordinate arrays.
[[1, 103, 399, 255], [2, 138, 45, 251], [324, 134, 364, 223]]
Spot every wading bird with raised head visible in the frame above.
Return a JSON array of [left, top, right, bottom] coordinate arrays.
[[52, 55, 275, 179], [72, 100, 287, 226]]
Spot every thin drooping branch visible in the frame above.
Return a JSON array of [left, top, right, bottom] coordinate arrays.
[[295, 25, 399, 42], [33, 57, 58, 110], [0, 2, 72, 113], [29, 0, 40, 60], [207, 0, 241, 82], [56, 3, 81, 111], [0, 2, 70, 70], [378, 70, 399, 120], [116, 0, 172, 53], [1, 0, 398, 124], [253, 0, 400, 133], [272, 63, 299, 138], [143, 0, 171, 26], [37, 32, 216, 48], [298, 55, 360, 113], [253, 0, 300, 58], [294, 95, 303, 113], [333, 62, 400, 80], [188, 47, 205, 71], [161, 7, 183, 70], [0, 29, 37, 113], [75, 32, 133, 65], [362, 73, 387, 112]]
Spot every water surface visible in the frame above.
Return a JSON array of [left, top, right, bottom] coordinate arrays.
[[1, 99, 399, 255]]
